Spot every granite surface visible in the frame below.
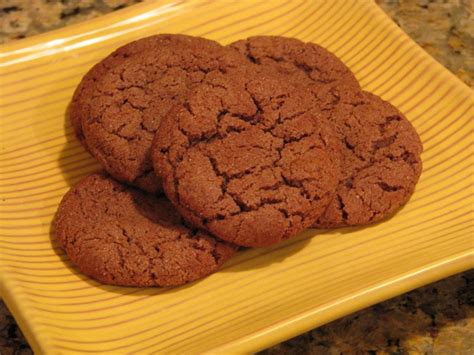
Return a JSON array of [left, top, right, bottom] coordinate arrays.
[[0, 1, 473, 354]]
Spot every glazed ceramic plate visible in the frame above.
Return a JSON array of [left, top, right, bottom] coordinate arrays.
[[0, 0, 472, 353]]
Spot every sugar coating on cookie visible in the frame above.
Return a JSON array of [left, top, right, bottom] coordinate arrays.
[[54, 173, 237, 287], [71, 34, 245, 193], [230, 36, 359, 90], [310, 85, 423, 227], [153, 70, 341, 247]]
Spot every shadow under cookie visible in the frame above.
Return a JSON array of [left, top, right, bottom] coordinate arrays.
[[58, 103, 100, 188]]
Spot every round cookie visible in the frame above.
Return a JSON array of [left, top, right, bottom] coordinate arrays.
[[71, 34, 246, 193], [54, 173, 237, 287], [70, 35, 202, 148], [229, 36, 360, 91], [153, 70, 341, 248], [309, 85, 423, 228]]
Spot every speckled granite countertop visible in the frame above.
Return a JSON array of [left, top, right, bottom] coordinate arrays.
[[0, 1, 472, 354]]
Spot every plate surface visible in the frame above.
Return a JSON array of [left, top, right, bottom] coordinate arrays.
[[0, 0, 472, 353]]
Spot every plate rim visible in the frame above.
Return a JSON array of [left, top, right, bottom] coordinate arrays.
[[0, 1, 473, 353]]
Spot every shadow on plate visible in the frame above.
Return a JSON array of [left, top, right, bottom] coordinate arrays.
[[58, 103, 100, 188], [48, 220, 313, 297], [220, 230, 313, 273]]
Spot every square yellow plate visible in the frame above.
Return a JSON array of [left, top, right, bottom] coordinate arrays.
[[0, 1, 472, 353]]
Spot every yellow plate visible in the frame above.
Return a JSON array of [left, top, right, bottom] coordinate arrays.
[[0, 1, 472, 353]]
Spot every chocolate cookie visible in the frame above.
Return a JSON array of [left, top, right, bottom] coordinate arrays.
[[310, 85, 423, 228], [71, 34, 245, 193], [153, 70, 341, 247], [54, 173, 237, 287], [70, 35, 198, 148], [229, 36, 360, 91]]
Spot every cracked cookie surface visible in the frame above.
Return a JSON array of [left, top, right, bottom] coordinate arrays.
[[310, 85, 423, 227], [153, 70, 341, 247], [72, 34, 245, 193], [54, 173, 237, 287], [230, 36, 422, 227], [229, 36, 360, 91], [69, 34, 188, 146]]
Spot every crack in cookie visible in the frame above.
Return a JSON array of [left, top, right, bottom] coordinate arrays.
[[309, 86, 423, 227], [229, 36, 422, 228], [54, 173, 237, 287], [230, 36, 360, 91], [70, 34, 246, 193], [153, 69, 341, 247]]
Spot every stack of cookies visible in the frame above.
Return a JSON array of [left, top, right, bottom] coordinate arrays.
[[55, 35, 423, 287]]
